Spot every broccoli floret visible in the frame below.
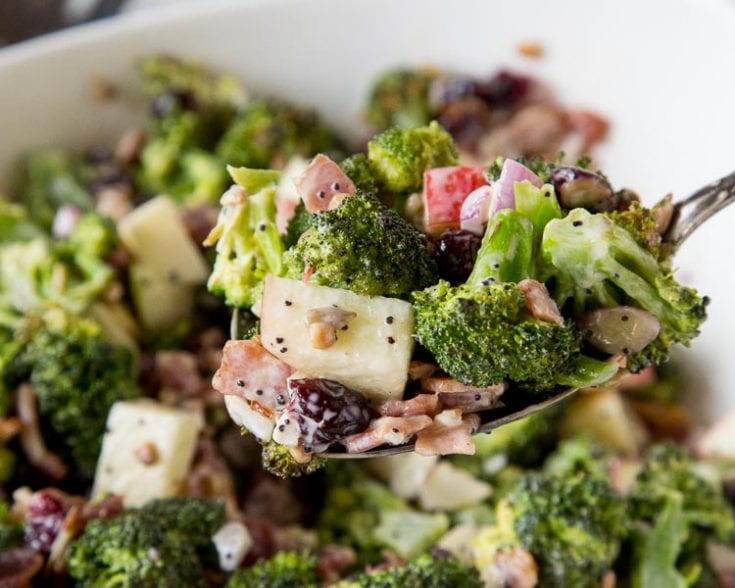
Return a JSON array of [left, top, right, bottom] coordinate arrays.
[[226, 551, 319, 588], [282, 201, 314, 249], [205, 167, 284, 308], [0, 500, 23, 550], [318, 464, 411, 564], [7, 308, 140, 479], [339, 551, 482, 588], [630, 492, 695, 588], [506, 466, 628, 587], [340, 154, 380, 197], [629, 443, 735, 542], [217, 99, 339, 170], [607, 201, 665, 260], [0, 199, 45, 242], [283, 192, 437, 299], [367, 122, 458, 193], [139, 54, 246, 113], [260, 440, 326, 479], [67, 497, 226, 587], [366, 68, 437, 130], [25, 149, 92, 230], [542, 207, 709, 371]]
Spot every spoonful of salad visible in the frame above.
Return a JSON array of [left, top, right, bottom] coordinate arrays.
[[208, 122, 724, 476]]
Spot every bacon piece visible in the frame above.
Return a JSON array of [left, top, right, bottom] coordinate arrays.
[[407, 361, 438, 381], [378, 394, 439, 418], [212, 339, 292, 412], [296, 154, 356, 213], [0, 549, 43, 588], [156, 351, 204, 397], [517, 279, 564, 326], [423, 376, 505, 396], [415, 413, 480, 456], [317, 545, 358, 585], [342, 415, 433, 453], [16, 385, 68, 481], [483, 546, 539, 588]]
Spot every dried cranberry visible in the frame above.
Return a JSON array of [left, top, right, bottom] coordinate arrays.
[[430, 75, 477, 110], [549, 166, 616, 212], [474, 70, 530, 108], [287, 379, 371, 452], [434, 230, 482, 285], [24, 490, 68, 553], [437, 97, 492, 150], [0, 549, 43, 587]]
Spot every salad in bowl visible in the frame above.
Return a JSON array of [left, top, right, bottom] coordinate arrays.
[[0, 54, 732, 588]]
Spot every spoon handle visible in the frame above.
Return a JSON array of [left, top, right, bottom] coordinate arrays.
[[665, 170, 735, 246]]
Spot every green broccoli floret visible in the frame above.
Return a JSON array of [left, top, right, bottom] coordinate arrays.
[[0, 500, 23, 550], [630, 493, 697, 588], [283, 192, 437, 299], [506, 466, 628, 587], [67, 497, 226, 587], [6, 308, 140, 479], [139, 54, 246, 113], [367, 122, 458, 193], [366, 68, 437, 131], [413, 205, 580, 391], [282, 201, 314, 249], [629, 443, 735, 542], [226, 551, 320, 588], [542, 207, 709, 372], [339, 552, 482, 588], [318, 465, 411, 564], [339, 154, 380, 197], [0, 199, 45, 242], [205, 167, 284, 308], [607, 201, 665, 260], [217, 99, 339, 170], [260, 440, 326, 479], [25, 149, 92, 230]]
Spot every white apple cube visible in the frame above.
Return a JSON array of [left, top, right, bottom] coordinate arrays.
[[260, 275, 414, 401], [92, 399, 204, 506]]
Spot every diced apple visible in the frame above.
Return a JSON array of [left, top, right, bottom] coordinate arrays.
[[418, 462, 491, 511], [561, 388, 649, 456], [260, 275, 414, 401], [92, 399, 204, 506], [437, 523, 479, 565], [129, 262, 195, 331], [366, 453, 439, 500], [118, 195, 209, 285], [423, 166, 488, 234], [695, 410, 735, 460]]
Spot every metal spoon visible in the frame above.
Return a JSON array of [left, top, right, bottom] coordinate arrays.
[[232, 169, 735, 459]]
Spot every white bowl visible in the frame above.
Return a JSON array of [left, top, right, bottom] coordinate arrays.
[[1, 0, 734, 421]]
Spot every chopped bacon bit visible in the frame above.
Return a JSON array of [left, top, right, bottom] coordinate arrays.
[[378, 394, 440, 418], [415, 414, 479, 456], [156, 351, 204, 397], [408, 361, 438, 381], [186, 431, 240, 520], [250, 399, 274, 420], [302, 264, 314, 283], [296, 154, 356, 213], [16, 385, 68, 481], [212, 339, 292, 413], [485, 546, 539, 588], [0, 549, 43, 588], [517, 279, 564, 326], [317, 545, 358, 585], [628, 399, 693, 442], [566, 109, 609, 152], [602, 570, 617, 588], [343, 415, 433, 453]]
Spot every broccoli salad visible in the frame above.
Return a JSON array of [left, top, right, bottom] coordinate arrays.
[[0, 55, 733, 587]]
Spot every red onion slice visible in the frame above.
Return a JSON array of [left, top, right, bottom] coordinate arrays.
[[459, 185, 493, 235], [492, 159, 542, 214]]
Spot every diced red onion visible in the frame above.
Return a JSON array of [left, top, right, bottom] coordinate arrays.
[[459, 185, 493, 235], [492, 159, 542, 214]]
